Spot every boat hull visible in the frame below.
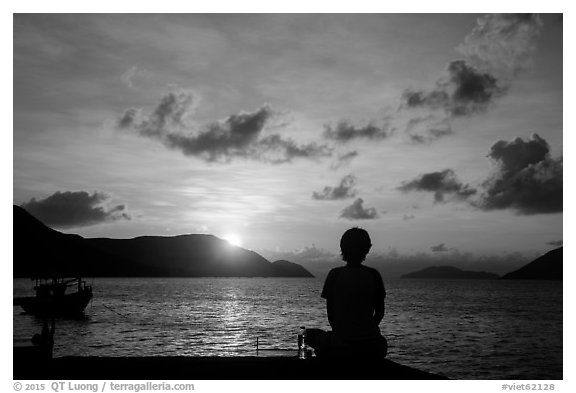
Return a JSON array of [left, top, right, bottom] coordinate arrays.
[[14, 291, 92, 316]]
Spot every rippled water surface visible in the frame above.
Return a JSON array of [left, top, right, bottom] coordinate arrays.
[[13, 277, 562, 379]]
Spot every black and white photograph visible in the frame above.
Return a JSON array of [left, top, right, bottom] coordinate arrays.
[[11, 9, 564, 383]]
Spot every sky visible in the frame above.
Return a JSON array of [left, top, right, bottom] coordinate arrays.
[[13, 13, 563, 269]]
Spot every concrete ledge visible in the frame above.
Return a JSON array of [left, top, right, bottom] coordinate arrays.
[[14, 355, 448, 380]]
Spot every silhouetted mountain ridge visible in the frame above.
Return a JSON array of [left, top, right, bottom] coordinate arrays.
[[13, 205, 313, 278], [502, 247, 562, 280], [271, 260, 313, 277], [401, 265, 499, 279]]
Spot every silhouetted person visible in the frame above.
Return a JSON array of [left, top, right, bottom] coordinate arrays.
[[32, 318, 55, 346], [307, 227, 388, 359]]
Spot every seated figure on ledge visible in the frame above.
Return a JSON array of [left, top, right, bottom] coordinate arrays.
[[307, 227, 388, 359]]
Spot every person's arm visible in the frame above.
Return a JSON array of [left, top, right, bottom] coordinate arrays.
[[327, 297, 336, 329], [372, 269, 386, 326], [321, 269, 337, 329], [373, 298, 384, 325]]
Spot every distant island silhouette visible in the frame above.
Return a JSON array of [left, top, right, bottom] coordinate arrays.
[[502, 247, 562, 280], [13, 205, 313, 278], [401, 266, 499, 279]]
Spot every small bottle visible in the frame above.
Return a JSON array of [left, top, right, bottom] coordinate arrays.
[[298, 326, 307, 359]]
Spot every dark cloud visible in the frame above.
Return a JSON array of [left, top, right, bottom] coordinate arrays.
[[117, 107, 140, 129], [21, 191, 130, 228], [117, 90, 196, 137], [547, 240, 563, 247], [431, 243, 448, 252], [448, 60, 506, 115], [479, 134, 562, 215], [403, 90, 450, 112], [403, 60, 506, 117], [117, 91, 332, 163], [323, 120, 393, 143], [397, 134, 562, 215], [398, 169, 477, 203], [457, 14, 543, 76], [487, 133, 550, 174], [399, 14, 543, 143], [340, 198, 379, 220], [403, 14, 542, 119], [322, 14, 543, 148], [162, 106, 274, 161], [313, 175, 358, 201]]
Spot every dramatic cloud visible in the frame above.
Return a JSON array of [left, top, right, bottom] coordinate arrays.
[[117, 90, 196, 137], [117, 90, 332, 163], [325, 15, 543, 147], [457, 14, 543, 76], [312, 175, 358, 201], [486, 133, 550, 174], [431, 243, 448, 252], [323, 120, 393, 143], [403, 60, 506, 117], [320, 14, 544, 149], [398, 134, 562, 215], [403, 14, 542, 119], [161, 105, 274, 160], [479, 134, 562, 215], [398, 169, 477, 203], [400, 14, 543, 143], [340, 198, 379, 220], [21, 191, 130, 228], [547, 240, 563, 247]]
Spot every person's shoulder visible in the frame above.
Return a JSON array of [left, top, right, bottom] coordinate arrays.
[[326, 266, 345, 277], [361, 265, 380, 273], [361, 265, 383, 277]]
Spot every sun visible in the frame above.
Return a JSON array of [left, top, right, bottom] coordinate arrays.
[[223, 233, 242, 248]]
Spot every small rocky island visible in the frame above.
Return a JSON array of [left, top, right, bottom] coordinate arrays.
[[401, 266, 499, 279]]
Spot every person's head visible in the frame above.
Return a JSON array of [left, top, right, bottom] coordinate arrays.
[[340, 227, 372, 265]]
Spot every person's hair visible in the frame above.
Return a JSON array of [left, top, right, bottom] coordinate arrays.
[[340, 227, 372, 264]]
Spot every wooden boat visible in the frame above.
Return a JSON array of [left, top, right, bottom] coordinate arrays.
[[14, 277, 93, 316]]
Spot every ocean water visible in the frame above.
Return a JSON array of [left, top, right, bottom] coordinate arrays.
[[13, 277, 562, 379]]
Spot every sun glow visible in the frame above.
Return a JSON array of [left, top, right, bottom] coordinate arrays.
[[223, 233, 243, 248]]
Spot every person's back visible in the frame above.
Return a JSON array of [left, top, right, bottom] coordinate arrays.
[[308, 227, 387, 358], [322, 264, 384, 341]]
